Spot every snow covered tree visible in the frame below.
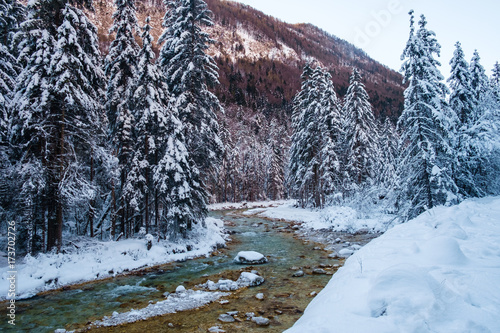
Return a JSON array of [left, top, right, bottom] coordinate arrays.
[[378, 117, 399, 187], [491, 62, 500, 103], [318, 68, 342, 200], [342, 68, 380, 192], [123, 17, 168, 235], [105, 0, 140, 237], [267, 119, 285, 200], [470, 50, 490, 105], [158, 0, 223, 181], [447, 42, 485, 198], [397, 11, 458, 219], [10, 0, 105, 251], [153, 113, 208, 239], [288, 64, 325, 207], [448, 42, 475, 126], [0, 0, 24, 46], [0, 42, 15, 137]]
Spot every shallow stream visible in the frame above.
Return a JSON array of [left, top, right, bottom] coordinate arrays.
[[0, 209, 375, 332]]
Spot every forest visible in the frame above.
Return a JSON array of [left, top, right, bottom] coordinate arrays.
[[1, 0, 499, 260]]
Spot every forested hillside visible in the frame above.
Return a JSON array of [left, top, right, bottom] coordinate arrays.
[[84, 0, 407, 203], [91, 0, 404, 119]]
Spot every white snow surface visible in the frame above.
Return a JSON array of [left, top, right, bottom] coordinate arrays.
[[233, 251, 267, 264], [208, 200, 290, 211], [93, 289, 229, 327], [0, 217, 227, 300], [285, 196, 500, 333], [247, 202, 396, 233]]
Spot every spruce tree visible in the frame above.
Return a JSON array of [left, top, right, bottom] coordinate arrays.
[[318, 68, 342, 200], [397, 11, 458, 219], [288, 64, 324, 207], [158, 0, 223, 181], [105, 0, 140, 237], [0, 0, 24, 46], [469, 50, 489, 106], [378, 117, 399, 187], [10, 0, 105, 251], [267, 119, 285, 201], [153, 113, 208, 238], [124, 17, 169, 235], [342, 68, 380, 192], [0, 42, 15, 136], [447, 42, 484, 197]]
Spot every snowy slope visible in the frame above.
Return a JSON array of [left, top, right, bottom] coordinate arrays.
[[285, 196, 500, 333]]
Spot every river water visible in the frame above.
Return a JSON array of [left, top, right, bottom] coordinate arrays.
[[1, 209, 375, 332]]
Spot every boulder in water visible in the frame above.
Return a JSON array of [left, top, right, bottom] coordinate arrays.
[[233, 251, 268, 265]]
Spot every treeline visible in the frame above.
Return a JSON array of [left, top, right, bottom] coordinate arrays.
[[288, 12, 500, 219], [0, 0, 222, 253], [209, 106, 289, 203]]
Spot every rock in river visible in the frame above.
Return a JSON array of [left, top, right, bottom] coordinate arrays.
[[292, 270, 304, 277], [252, 316, 270, 326], [218, 314, 235, 323], [233, 251, 268, 265]]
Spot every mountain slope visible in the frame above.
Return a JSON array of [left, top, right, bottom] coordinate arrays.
[[90, 0, 404, 119]]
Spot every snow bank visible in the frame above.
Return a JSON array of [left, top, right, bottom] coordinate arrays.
[[285, 197, 500, 333], [0, 217, 227, 300], [248, 202, 396, 233], [93, 289, 229, 327], [208, 200, 291, 211]]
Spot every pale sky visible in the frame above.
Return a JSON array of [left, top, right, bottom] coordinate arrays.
[[234, 0, 500, 79]]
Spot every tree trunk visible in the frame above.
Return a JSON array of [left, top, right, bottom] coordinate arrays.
[[145, 135, 149, 234], [89, 152, 94, 237]]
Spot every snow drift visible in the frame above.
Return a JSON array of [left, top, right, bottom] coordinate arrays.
[[285, 196, 500, 333]]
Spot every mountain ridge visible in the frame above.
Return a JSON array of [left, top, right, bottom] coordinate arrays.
[[89, 0, 404, 119]]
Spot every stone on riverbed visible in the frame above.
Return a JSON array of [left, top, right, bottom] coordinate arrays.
[[252, 316, 270, 326], [237, 272, 265, 287], [199, 272, 265, 291], [233, 251, 268, 265], [312, 268, 327, 275], [218, 314, 235, 323], [292, 270, 304, 277], [208, 326, 226, 333]]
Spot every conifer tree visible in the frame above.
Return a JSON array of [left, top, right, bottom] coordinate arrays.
[[0, 42, 15, 136], [378, 117, 399, 186], [318, 68, 342, 200], [397, 11, 457, 219], [153, 113, 208, 238], [469, 50, 489, 106], [11, 0, 105, 251], [447, 42, 484, 197], [158, 0, 223, 181], [288, 64, 324, 207], [105, 0, 140, 237], [267, 119, 285, 200], [342, 68, 380, 192], [0, 0, 24, 46]]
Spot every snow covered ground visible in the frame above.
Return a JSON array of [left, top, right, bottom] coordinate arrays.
[[93, 289, 230, 327], [0, 217, 227, 300], [285, 196, 500, 333], [246, 201, 397, 233], [208, 200, 290, 211]]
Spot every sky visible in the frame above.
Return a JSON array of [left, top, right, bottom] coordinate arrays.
[[234, 0, 500, 78]]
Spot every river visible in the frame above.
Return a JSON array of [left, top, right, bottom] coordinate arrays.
[[1, 209, 377, 332]]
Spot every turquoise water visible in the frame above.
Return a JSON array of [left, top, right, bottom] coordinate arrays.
[[0, 210, 342, 332]]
